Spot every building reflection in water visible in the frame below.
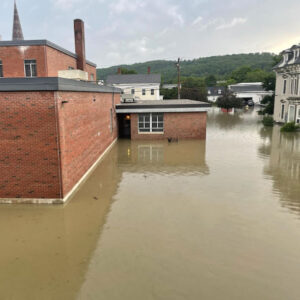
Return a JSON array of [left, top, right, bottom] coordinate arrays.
[[117, 139, 209, 176], [259, 125, 300, 215]]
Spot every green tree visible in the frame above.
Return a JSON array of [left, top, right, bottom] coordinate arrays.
[[205, 75, 217, 86], [216, 89, 244, 110], [161, 88, 178, 100], [230, 66, 252, 82], [120, 68, 137, 74], [181, 77, 207, 101], [263, 73, 276, 91]]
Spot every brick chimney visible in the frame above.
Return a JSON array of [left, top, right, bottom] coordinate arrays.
[[147, 66, 151, 74], [74, 19, 86, 71]]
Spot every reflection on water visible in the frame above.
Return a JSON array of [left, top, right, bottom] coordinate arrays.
[[259, 125, 300, 214], [0, 108, 300, 300]]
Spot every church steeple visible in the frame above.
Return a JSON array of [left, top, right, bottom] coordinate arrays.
[[12, 0, 24, 41]]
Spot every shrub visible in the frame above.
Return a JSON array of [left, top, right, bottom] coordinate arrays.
[[262, 116, 274, 127], [216, 90, 244, 109], [281, 122, 298, 132]]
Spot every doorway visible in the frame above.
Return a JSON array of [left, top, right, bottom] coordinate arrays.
[[118, 114, 131, 139], [288, 105, 296, 123]]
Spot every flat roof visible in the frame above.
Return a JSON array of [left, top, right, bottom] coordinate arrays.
[[116, 99, 211, 113], [0, 40, 96, 67], [0, 77, 121, 93]]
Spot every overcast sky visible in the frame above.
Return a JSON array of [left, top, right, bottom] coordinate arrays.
[[1, 0, 300, 67]]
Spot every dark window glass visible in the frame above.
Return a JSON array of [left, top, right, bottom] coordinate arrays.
[[131, 89, 135, 95], [0, 60, 3, 77], [24, 60, 37, 77], [283, 80, 287, 94], [151, 89, 155, 95], [142, 89, 146, 95]]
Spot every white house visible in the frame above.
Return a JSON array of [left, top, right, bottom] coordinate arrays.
[[229, 82, 273, 104], [207, 86, 225, 102], [106, 74, 162, 101], [273, 45, 300, 124]]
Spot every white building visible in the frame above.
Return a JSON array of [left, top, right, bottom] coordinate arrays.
[[207, 87, 225, 102], [106, 74, 162, 101], [274, 45, 300, 124], [229, 82, 273, 104]]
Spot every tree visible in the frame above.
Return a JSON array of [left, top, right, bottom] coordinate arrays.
[[216, 89, 244, 110], [120, 68, 137, 74], [261, 95, 275, 115], [230, 66, 252, 82], [161, 88, 178, 100], [262, 73, 276, 91], [181, 77, 207, 101], [205, 75, 217, 86]]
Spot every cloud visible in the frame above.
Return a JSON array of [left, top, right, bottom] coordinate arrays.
[[216, 18, 247, 30], [109, 0, 146, 14], [167, 5, 184, 26], [192, 16, 203, 26]]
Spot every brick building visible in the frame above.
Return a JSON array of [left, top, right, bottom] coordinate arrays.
[[0, 5, 121, 204], [116, 100, 210, 140]]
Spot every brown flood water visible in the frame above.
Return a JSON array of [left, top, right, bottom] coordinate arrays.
[[0, 108, 300, 300]]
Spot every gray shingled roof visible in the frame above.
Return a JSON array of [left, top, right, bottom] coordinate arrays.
[[229, 84, 265, 93], [106, 74, 161, 85]]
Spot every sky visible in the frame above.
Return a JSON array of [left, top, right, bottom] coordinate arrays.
[[0, 0, 300, 67]]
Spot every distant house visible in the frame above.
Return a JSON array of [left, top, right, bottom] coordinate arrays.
[[229, 82, 272, 104], [207, 87, 225, 102], [106, 73, 162, 101], [273, 45, 300, 124]]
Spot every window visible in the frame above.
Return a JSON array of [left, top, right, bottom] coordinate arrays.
[[291, 78, 294, 95], [151, 89, 155, 95], [218, 89, 222, 95], [208, 90, 211, 95], [142, 89, 146, 95], [68, 66, 74, 70], [0, 60, 3, 77], [281, 104, 285, 120], [131, 89, 135, 95], [138, 113, 164, 133], [91, 74, 94, 81], [24, 60, 37, 77], [283, 80, 287, 94], [297, 106, 300, 124]]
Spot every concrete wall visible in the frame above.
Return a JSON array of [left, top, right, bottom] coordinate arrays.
[[130, 112, 207, 140], [0, 90, 120, 202], [0, 45, 96, 78]]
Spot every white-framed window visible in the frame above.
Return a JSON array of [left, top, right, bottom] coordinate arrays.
[[0, 60, 3, 77], [151, 89, 155, 95], [91, 74, 94, 81], [142, 89, 146, 95], [24, 60, 37, 77], [288, 105, 296, 122], [131, 89, 135, 95], [283, 79, 287, 94], [138, 113, 164, 133], [296, 106, 300, 124], [291, 78, 294, 95]]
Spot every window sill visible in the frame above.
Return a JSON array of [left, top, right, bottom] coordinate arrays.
[[138, 132, 164, 135]]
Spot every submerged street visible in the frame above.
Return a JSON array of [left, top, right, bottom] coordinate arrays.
[[0, 108, 300, 300]]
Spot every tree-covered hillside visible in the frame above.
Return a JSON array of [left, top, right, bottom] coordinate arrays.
[[97, 53, 275, 83]]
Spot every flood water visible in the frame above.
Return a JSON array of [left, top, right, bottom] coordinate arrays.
[[1, 108, 300, 300]]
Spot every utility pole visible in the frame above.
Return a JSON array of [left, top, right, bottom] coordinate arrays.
[[176, 57, 181, 99]]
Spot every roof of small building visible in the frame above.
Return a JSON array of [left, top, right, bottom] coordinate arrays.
[[106, 74, 161, 85], [0, 40, 97, 67], [229, 82, 265, 93], [0, 77, 121, 93]]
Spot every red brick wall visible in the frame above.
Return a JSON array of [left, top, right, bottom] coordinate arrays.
[[46, 46, 77, 77], [131, 112, 207, 140], [0, 91, 61, 199], [86, 64, 97, 81], [0, 45, 47, 77], [56, 91, 120, 197], [0, 45, 96, 78]]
